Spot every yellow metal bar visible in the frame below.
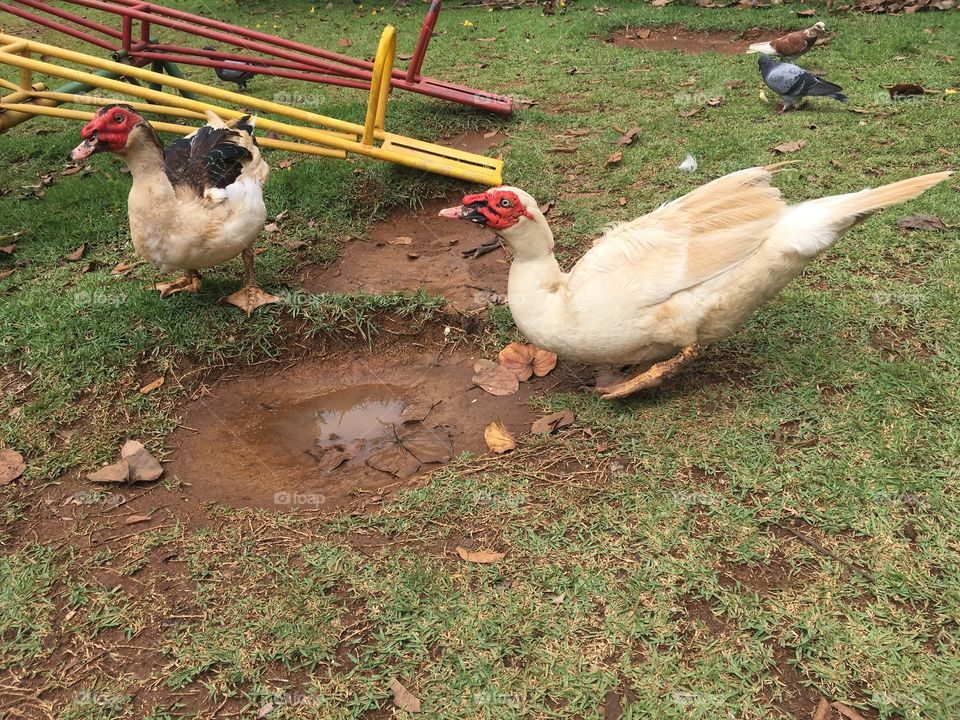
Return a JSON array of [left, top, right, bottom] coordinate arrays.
[[0, 40, 27, 54], [0, 102, 346, 158], [0, 32, 364, 136], [18, 49, 30, 90], [0, 48, 360, 148], [0, 78, 356, 140], [362, 25, 396, 146], [0, 31, 504, 185], [382, 131, 501, 168]]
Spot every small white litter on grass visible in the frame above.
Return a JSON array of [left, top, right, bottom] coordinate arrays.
[[677, 154, 698, 172]]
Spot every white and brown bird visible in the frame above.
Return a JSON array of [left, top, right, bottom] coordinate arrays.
[[70, 104, 277, 315], [747, 22, 826, 61], [440, 166, 950, 399]]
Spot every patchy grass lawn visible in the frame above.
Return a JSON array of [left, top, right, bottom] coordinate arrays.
[[1, 1, 959, 718]]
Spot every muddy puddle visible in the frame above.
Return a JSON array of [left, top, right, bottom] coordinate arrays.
[[299, 130, 511, 310], [166, 342, 568, 510], [606, 25, 790, 56]]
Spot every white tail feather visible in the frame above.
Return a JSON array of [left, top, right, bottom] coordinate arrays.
[[747, 42, 775, 55], [780, 171, 952, 257]]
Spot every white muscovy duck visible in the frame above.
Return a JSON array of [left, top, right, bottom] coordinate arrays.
[[70, 104, 277, 315], [440, 166, 951, 399]]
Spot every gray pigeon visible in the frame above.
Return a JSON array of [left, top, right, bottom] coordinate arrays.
[[759, 55, 848, 113], [203, 46, 257, 91]]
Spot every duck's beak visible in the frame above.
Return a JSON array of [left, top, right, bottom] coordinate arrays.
[[70, 134, 103, 161], [438, 202, 488, 225]]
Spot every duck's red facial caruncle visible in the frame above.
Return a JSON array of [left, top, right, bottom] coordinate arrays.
[[438, 188, 531, 230], [70, 104, 142, 161]]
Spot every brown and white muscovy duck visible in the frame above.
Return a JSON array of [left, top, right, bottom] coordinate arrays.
[[70, 104, 277, 315], [440, 166, 951, 399]]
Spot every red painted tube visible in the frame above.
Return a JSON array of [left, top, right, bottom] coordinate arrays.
[[406, 0, 440, 83], [147, 44, 335, 75], [56, 0, 381, 83], [1, 0, 512, 115], [10, 0, 122, 39], [0, 2, 117, 50], [128, 51, 370, 90], [94, 0, 382, 71]]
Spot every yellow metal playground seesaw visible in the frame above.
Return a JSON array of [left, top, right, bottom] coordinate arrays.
[[0, 26, 503, 185]]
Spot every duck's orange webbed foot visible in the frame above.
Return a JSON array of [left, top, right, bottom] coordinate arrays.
[[156, 270, 201, 298], [593, 345, 700, 400]]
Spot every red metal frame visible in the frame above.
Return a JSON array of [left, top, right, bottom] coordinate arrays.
[[0, 0, 512, 115]]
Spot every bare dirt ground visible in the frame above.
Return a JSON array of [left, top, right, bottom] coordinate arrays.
[[605, 25, 790, 55], [300, 130, 510, 310]]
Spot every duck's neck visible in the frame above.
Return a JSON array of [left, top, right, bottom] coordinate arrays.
[[504, 217, 567, 347], [122, 127, 174, 195]]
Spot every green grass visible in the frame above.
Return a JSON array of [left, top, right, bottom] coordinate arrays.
[[2, 1, 960, 718]]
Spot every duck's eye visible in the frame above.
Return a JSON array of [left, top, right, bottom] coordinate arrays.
[[499, 198, 513, 209], [113, 113, 124, 123]]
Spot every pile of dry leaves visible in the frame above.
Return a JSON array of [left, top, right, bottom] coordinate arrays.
[[846, 0, 954, 12]]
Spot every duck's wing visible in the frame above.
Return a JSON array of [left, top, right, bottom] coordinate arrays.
[[164, 112, 269, 201], [568, 166, 786, 308]]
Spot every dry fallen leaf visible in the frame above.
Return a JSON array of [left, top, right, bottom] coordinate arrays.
[[64, 244, 86, 262], [771, 140, 807, 154], [111, 262, 136, 275], [606, 150, 623, 165], [399, 401, 436, 424], [796, 8, 818, 15], [0, 449, 26, 485], [472, 359, 519, 396], [813, 697, 831, 720], [679, 107, 702, 118], [139, 376, 165, 394], [896, 214, 947, 231], [0, 245, 15, 255], [311, 444, 356, 472], [548, 146, 578, 154], [263, 222, 280, 233], [706, 96, 724, 107], [389, 236, 413, 245], [532, 348, 558, 377], [498, 343, 536, 381], [455, 546, 505, 563], [0, 269, 14, 281], [339, 37, 352, 48], [87, 459, 129, 484], [277, 159, 294, 169], [831, 702, 867, 720], [615, 127, 641, 147], [538, 199, 556, 216], [366, 424, 453, 478], [390, 678, 421, 713], [531, 410, 575, 435], [484, 421, 516, 454], [124, 514, 151, 525], [121, 440, 163, 483]]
